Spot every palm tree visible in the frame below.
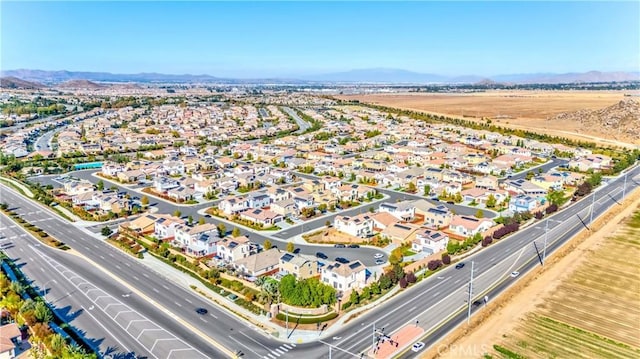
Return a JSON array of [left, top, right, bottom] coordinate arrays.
[[9, 282, 24, 296], [49, 333, 67, 356], [0, 292, 21, 318]]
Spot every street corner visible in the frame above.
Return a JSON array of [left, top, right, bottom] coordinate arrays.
[[368, 324, 424, 359]]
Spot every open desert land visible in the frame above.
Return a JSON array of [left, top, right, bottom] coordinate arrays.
[[337, 91, 640, 147], [433, 190, 640, 359]]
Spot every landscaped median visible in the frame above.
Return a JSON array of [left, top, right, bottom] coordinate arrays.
[[0, 203, 69, 250]]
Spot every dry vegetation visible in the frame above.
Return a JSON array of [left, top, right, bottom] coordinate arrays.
[[338, 90, 640, 146], [489, 207, 640, 359]]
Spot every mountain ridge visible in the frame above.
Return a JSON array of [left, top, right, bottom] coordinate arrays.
[[2, 68, 639, 85]]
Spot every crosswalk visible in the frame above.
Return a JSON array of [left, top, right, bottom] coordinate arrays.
[[263, 343, 296, 358]]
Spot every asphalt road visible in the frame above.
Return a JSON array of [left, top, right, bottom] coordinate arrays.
[[2, 163, 637, 359], [281, 107, 310, 133]]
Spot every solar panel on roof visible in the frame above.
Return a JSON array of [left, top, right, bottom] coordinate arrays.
[[395, 224, 411, 230], [281, 253, 294, 262]]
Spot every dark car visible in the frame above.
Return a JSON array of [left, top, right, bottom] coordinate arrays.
[[195, 308, 208, 315], [348, 244, 360, 248], [334, 244, 346, 248], [455, 262, 465, 269], [316, 252, 328, 260], [335, 257, 350, 264], [293, 248, 301, 254]]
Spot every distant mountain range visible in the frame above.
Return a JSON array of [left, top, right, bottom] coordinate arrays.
[[2, 68, 639, 85]]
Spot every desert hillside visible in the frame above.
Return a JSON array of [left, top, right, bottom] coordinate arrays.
[[0, 76, 45, 89], [549, 98, 639, 144], [56, 79, 105, 89]]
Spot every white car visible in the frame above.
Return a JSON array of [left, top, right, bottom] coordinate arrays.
[[373, 253, 384, 259], [412, 342, 425, 352], [510, 271, 520, 278]]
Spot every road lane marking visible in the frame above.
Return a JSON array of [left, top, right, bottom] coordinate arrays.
[[228, 335, 264, 358]]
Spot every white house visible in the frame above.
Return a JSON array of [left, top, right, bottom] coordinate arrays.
[[449, 215, 494, 237], [174, 223, 219, 257], [334, 214, 374, 238], [378, 201, 415, 221], [218, 196, 248, 215], [217, 235, 252, 263], [321, 260, 367, 292], [247, 192, 271, 209], [153, 215, 186, 241], [412, 228, 449, 254]]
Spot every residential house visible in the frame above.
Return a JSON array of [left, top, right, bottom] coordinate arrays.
[[423, 205, 453, 229], [503, 179, 547, 197], [233, 248, 281, 277], [531, 175, 564, 191], [153, 176, 180, 192], [217, 235, 252, 263], [238, 208, 283, 227], [0, 323, 21, 359], [321, 260, 367, 292], [271, 198, 297, 218], [449, 215, 494, 237], [153, 215, 186, 241], [412, 228, 449, 254], [218, 196, 248, 215], [378, 201, 415, 221], [279, 253, 319, 279], [369, 211, 400, 231], [334, 214, 374, 238], [174, 223, 219, 257], [475, 175, 499, 190], [509, 194, 539, 213], [248, 192, 272, 209], [117, 169, 146, 183], [381, 222, 421, 244]]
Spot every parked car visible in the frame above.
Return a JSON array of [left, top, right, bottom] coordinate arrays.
[[510, 271, 520, 278], [455, 262, 465, 269], [412, 342, 425, 352], [348, 244, 360, 248], [316, 252, 328, 260], [373, 253, 384, 259], [334, 244, 346, 248], [195, 308, 208, 315], [335, 257, 350, 264], [375, 259, 385, 265]]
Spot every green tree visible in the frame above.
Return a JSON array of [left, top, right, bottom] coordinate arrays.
[[475, 209, 484, 219], [217, 223, 226, 238], [33, 301, 52, 323], [389, 247, 403, 265], [423, 185, 431, 196], [101, 226, 113, 236], [349, 289, 360, 305], [486, 194, 497, 208], [263, 239, 272, 250], [96, 180, 104, 191], [141, 195, 149, 207], [546, 189, 568, 206], [198, 217, 205, 225], [407, 182, 417, 193], [232, 227, 241, 237], [173, 210, 182, 218], [286, 241, 295, 253]]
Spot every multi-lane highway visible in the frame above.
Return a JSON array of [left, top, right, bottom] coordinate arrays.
[[3, 163, 636, 359]]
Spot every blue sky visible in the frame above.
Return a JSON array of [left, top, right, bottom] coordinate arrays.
[[2, 1, 638, 78]]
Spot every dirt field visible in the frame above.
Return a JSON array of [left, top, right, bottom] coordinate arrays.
[[432, 188, 640, 359], [337, 91, 639, 147]]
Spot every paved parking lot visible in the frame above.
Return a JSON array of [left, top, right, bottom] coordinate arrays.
[[36, 250, 209, 359]]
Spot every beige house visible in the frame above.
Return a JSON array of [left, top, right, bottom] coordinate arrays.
[[0, 323, 21, 359], [234, 248, 281, 277], [279, 253, 319, 279]]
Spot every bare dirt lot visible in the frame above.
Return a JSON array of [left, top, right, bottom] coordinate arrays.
[[337, 91, 639, 147], [431, 188, 640, 359]]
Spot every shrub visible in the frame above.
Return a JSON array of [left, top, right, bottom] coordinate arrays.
[[442, 254, 451, 265], [545, 204, 558, 214], [534, 211, 544, 220], [427, 259, 443, 271], [405, 271, 417, 284], [399, 277, 408, 288]]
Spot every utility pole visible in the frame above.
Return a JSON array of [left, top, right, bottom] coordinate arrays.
[[622, 171, 628, 200], [467, 261, 474, 324], [372, 322, 376, 350], [542, 218, 549, 266], [285, 309, 289, 338], [329, 345, 332, 359]]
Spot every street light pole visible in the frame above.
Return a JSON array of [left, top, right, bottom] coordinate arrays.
[[542, 218, 549, 266], [372, 322, 376, 350], [285, 309, 289, 338], [42, 279, 57, 302], [622, 171, 628, 200], [467, 261, 474, 324]]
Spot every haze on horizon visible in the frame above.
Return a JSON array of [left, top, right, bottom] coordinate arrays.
[[2, 1, 639, 78]]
